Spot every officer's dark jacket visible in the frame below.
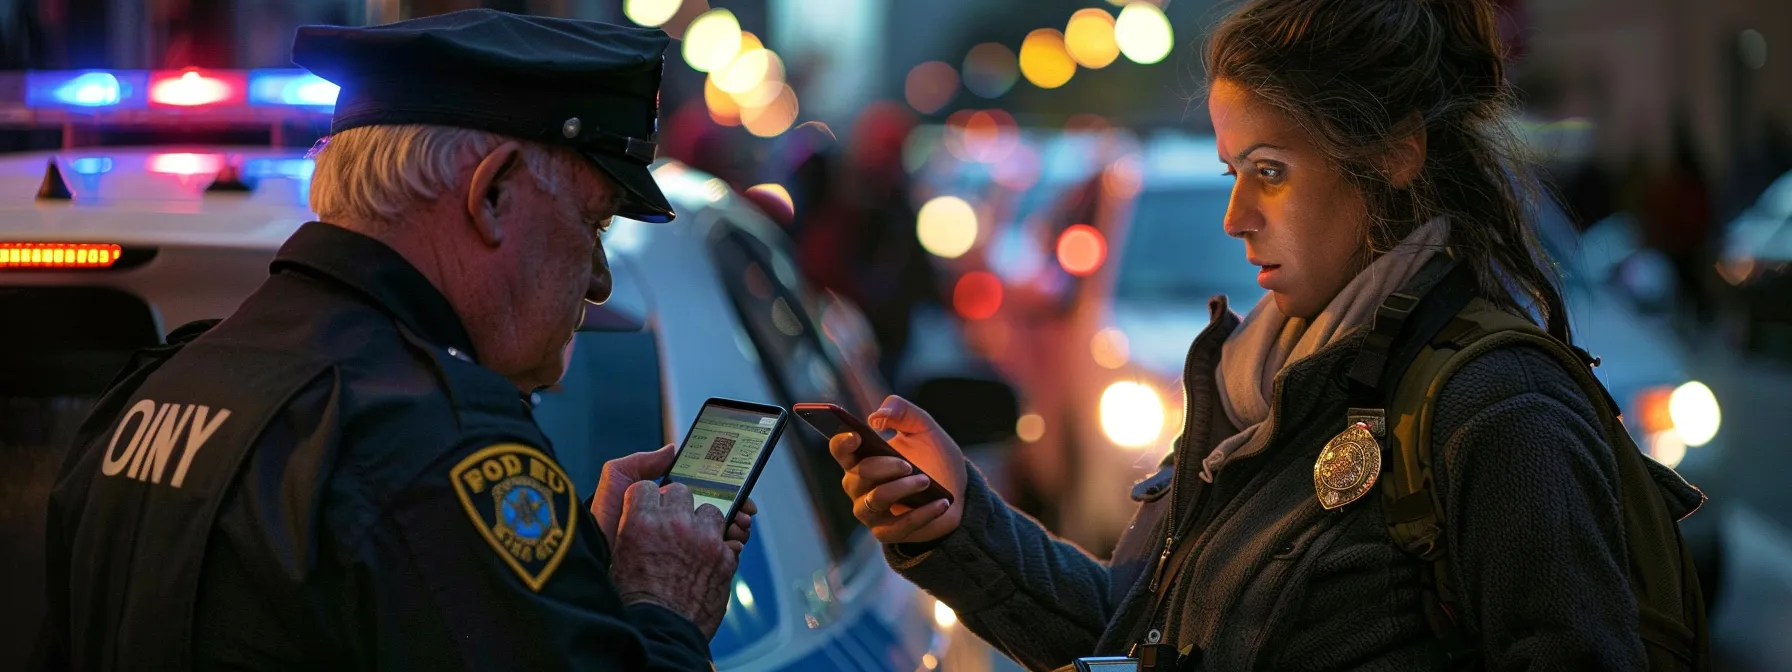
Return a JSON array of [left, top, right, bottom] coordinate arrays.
[[39, 222, 709, 670], [888, 295, 1702, 671]]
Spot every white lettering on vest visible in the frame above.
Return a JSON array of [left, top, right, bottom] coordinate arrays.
[[138, 404, 195, 484], [99, 398, 233, 489], [102, 399, 158, 477], [171, 406, 231, 488], [127, 403, 176, 480]]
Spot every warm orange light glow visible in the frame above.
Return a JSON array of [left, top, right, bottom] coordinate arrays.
[[1065, 9, 1121, 69], [1635, 387, 1675, 435], [1057, 224, 1108, 276], [1019, 29, 1077, 89], [741, 84, 799, 138], [904, 61, 959, 115], [0, 242, 122, 269], [953, 271, 1004, 320], [744, 183, 794, 220]]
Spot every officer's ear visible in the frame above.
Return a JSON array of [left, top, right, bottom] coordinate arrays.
[[467, 142, 524, 246]]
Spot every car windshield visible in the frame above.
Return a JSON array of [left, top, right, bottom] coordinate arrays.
[[1114, 186, 1260, 303], [531, 327, 777, 659]]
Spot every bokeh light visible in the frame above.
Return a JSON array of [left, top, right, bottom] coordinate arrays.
[[963, 42, 1021, 99], [1668, 381, 1721, 447], [1016, 413, 1047, 443], [717, 48, 772, 94], [704, 75, 741, 126], [1101, 154, 1144, 199], [961, 109, 1019, 163], [741, 83, 799, 137], [682, 9, 742, 73], [1065, 9, 1121, 69], [744, 183, 794, 221], [1019, 29, 1077, 89], [1115, 2, 1173, 65], [905, 61, 960, 115], [1090, 327, 1130, 369], [1650, 431, 1687, 468], [917, 196, 980, 259], [624, 0, 682, 27], [1057, 224, 1108, 276], [953, 271, 1004, 320], [1100, 381, 1165, 449]]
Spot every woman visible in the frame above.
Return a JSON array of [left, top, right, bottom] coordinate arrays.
[[830, 0, 1704, 669]]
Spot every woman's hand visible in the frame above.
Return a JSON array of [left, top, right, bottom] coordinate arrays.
[[828, 396, 969, 544]]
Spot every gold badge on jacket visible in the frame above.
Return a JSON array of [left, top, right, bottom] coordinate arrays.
[[1314, 422, 1381, 510]]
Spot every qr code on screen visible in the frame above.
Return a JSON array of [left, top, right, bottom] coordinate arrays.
[[704, 436, 736, 462]]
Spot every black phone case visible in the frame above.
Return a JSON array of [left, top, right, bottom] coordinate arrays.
[[793, 405, 955, 508], [662, 398, 788, 525]]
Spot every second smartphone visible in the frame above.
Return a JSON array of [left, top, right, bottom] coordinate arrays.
[[792, 402, 954, 509]]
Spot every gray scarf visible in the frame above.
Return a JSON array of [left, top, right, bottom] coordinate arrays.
[[1202, 218, 1451, 482]]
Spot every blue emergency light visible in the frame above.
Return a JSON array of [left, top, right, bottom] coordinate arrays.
[[248, 70, 340, 108], [25, 70, 150, 109]]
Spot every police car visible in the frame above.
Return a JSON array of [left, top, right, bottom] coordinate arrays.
[[0, 68, 1011, 672]]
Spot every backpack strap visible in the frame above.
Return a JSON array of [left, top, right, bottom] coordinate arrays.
[[1379, 297, 1711, 669]]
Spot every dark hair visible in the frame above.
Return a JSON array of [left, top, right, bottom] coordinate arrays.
[[1205, 0, 1570, 341]]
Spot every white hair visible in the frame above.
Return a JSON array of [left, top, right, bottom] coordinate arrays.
[[308, 124, 578, 224]]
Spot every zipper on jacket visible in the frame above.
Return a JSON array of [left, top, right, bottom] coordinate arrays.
[[1148, 322, 1205, 594]]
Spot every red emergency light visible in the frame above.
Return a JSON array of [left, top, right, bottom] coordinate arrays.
[[148, 69, 247, 107]]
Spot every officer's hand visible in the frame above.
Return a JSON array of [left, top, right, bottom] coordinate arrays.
[[591, 445, 677, 549], [830, 395, 967, 545], [611, 480, 737, 638]]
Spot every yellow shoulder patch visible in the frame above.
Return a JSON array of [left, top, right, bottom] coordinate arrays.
[[450, 443, 578, 592]]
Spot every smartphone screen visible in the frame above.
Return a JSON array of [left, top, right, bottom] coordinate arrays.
[[664, 400, 786, 516]]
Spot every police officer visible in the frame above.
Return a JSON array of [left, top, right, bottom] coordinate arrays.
[[37, 10, 751, 670]]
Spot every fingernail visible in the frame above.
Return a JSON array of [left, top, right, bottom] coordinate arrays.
[[917, 476, 930, 487]]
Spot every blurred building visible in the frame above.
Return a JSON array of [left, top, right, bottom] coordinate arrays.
[[1525, 0, 1792, 216]]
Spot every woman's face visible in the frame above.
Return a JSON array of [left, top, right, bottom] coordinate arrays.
[[1208, 78, 1369, 320]]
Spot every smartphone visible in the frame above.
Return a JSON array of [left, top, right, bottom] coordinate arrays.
[[792, 402, 954, 508], [661, 398, 789, 524]]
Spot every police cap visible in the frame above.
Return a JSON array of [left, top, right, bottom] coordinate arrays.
[[292, 9, 676, 222]]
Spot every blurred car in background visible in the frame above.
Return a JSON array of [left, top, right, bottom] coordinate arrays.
[[0, 69, 1016, 671], [1011, 133, 1260, 552], [1716, 168, 1792, 363]]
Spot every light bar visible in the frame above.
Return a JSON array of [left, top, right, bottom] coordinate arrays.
[[0, 243, 123, 269], [25, 70, 149, 109], [149, 69, 247, 107], [248, 70, 340, 107]]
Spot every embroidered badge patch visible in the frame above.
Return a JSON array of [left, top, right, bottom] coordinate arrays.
[[450, 443, 578, 591]]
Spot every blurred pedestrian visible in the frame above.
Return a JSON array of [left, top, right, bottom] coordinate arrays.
[[825, 1, 1709, 670], [36, 11, 750, 670], [795, 103, 940, 380]]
